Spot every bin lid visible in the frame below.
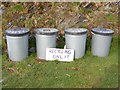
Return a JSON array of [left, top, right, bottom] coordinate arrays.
[[5, 28, 30, 36], [35, 28, 58, 35], [65, 28, 88, 35], [92, 28, 114, 36]]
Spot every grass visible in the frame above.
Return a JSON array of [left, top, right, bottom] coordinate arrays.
[[1, 36, 118, 88]]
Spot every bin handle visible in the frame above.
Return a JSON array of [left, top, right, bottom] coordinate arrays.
[[13, 28, 21, 31], [98, 27, 106, 31], [43, 29, 51, 32]]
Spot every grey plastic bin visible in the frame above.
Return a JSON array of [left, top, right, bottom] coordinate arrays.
[[65, 28, 88, 59], [35, 28, 58, 60], [5, 28, 30, 61], [91, 28, 114, 57]]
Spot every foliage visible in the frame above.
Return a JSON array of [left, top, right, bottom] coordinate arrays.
[[2, 2, 118, 32]]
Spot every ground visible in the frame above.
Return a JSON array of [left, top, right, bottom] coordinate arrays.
[[1, 36, 118, 88]]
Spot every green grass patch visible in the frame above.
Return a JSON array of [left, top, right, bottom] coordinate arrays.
[[105, 13, 117, 22], [12, 4, 25, 12], [2, 36, 118, 88]]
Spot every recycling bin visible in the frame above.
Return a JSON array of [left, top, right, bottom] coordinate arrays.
[[91, 27, 114, 57], [35, 28, 58, 60], [65, 28, 88, 59], [5, 28, 30, 61]]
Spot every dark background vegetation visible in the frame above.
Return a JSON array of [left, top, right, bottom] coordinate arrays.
[[2, 2, 119, 32]]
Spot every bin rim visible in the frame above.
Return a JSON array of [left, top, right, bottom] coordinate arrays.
[[91, 28, 114, 36], [5, 28, 30, 36], [65, 28, 88, 35], [35, 28, 59, 35]]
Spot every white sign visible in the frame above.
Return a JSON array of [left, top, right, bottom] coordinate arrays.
[[46, 48, 74, 62]]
